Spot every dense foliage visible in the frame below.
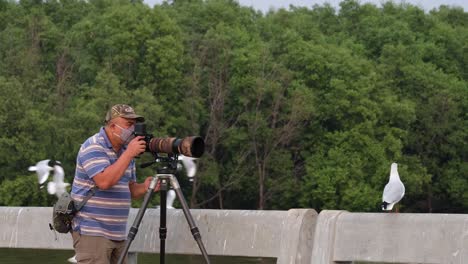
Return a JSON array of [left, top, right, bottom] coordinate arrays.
[[0, 0, 466, 213]]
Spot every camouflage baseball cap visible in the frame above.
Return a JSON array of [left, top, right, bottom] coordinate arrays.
[[105, 104, 145, 123]]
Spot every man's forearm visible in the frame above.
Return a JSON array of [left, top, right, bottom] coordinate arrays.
[[93, 152, 133, 189]]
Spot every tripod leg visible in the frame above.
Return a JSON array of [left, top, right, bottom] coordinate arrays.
[[159, 179, 168, 264], [117, 177, 159, 264], [169, 176, 211, 264]]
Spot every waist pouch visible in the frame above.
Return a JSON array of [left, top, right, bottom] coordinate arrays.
[[51, 187, 96, 233], [52, 192, 76, 233]]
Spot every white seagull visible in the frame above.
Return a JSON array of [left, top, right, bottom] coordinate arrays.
[[29, 159, 70, 198], [178, 155, 197, 178], [29, 159, 75, 263], [166, 189, 176, 209], [157, 155, 198, 209], [382, 163, 405, 212], [47, 161, 70, 197], [155, 190, 177, 209], [67, 256, 77, 263], [28, 159, 53, 186]]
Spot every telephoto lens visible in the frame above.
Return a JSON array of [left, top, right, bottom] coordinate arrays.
[[148, 136, 204, 158], [134, 123, 205, 158]]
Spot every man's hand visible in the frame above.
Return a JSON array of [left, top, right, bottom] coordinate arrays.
[[144, 176, 161, 192], [126, 136, 146, 158], [129, 177, 160, 199]]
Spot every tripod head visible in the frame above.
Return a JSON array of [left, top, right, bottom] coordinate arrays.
[[140, 153, 179, 175]]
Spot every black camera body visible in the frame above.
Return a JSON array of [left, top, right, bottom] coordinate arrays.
[[133, 123, 204, 158], [134, 123, 154, 152]]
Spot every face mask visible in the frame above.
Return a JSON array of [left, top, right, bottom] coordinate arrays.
[[114, 124, 135, 145]]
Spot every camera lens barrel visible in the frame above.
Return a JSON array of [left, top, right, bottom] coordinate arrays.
[[134, 123, 204, 158], [149, 136, 204, 158]]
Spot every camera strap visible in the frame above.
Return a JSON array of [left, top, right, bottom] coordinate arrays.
[[74, 186, 97, 211]]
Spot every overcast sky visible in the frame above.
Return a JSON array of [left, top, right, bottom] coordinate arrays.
[[144, 0, 467, 12]]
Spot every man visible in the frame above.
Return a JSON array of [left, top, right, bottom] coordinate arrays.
[[71, 104, 158, 264]]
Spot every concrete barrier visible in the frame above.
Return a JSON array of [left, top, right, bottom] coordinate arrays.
[[310, 210, 347, 264], [333, 212, 468, 264], [0, 207, 317, 264], [1, 207, 468, 264]]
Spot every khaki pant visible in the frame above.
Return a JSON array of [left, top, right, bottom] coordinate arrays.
[[72, 231, 127, 264]]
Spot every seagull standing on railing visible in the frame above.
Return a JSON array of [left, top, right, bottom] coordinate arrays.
[[382, 162, 405, 212]]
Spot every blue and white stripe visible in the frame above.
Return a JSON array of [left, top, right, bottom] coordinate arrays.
[[71, 127, 136, 241]]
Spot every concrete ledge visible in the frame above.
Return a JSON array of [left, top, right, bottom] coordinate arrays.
[[0, 207, 317, 264], [277, 209, 317, 264], [4, 206, 468, 264], [128, 208, 318, 262], [333, 213, 468, 264], [309, 210, 347, 264]]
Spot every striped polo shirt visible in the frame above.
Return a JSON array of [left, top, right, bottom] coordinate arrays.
[[71, 127, 136, 241]]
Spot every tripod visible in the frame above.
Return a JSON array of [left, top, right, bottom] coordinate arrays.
[[117, 165, 211, 264]]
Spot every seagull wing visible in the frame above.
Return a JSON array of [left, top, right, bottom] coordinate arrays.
[[47, 181, 56, 195], [383, 180, 405, 204], [51, 163, 69, 197], [52, 165, 65, 183]]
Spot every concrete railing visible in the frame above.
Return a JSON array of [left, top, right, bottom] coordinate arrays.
[[0, 207, 316, 264], [311, 210, 468, 264], [332, 212, 468, 264], [1, 207, 467, 263]]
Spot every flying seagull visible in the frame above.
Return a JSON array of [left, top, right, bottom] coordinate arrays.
[[28, 159, 53, 187], [382, 163, 405, 212], [46, 160, 70, 197], [29, 159, 75, 263], [178, 155, 197, 178], [29, 159, 70, 198]]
